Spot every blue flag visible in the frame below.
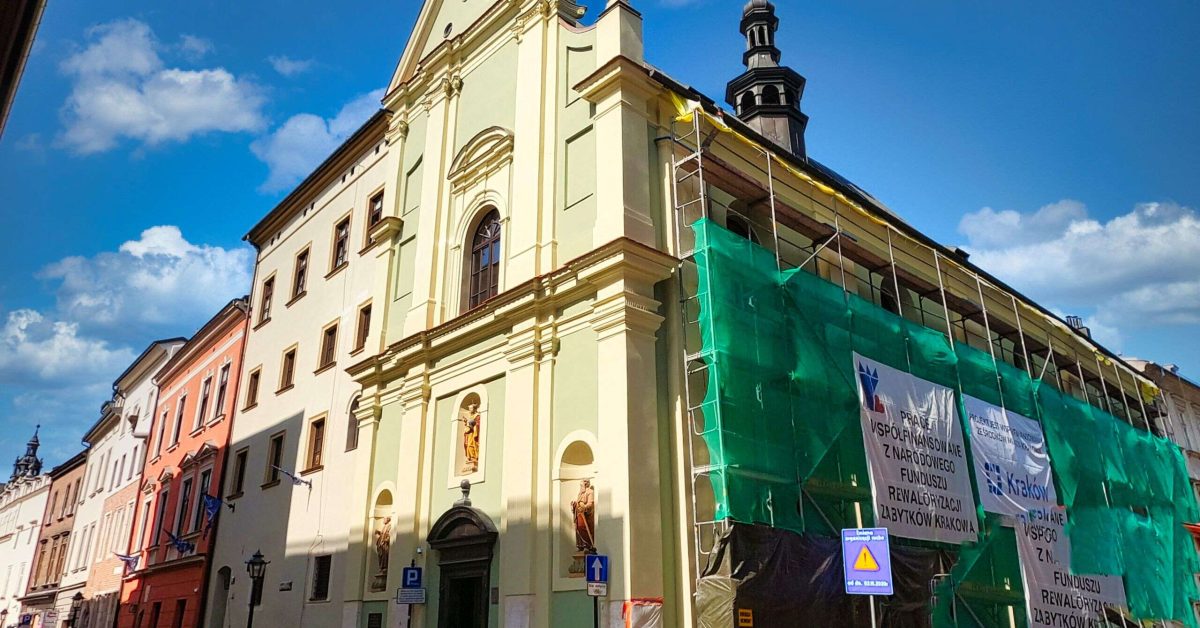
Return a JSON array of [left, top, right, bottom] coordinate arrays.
[[163, 528, 195, 555], [201, 494, 222, 538], [114, 552, 140, 573]]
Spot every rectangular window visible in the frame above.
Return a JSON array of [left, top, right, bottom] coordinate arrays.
[[259, 276, 274, 323], [265, 433, 285, 485], [171, 599, 186, 628], [229, 449, 248, 497], [310, 555, 332, 601], [292, 248, 310, 298], [214, 364, 230, 419], [135, 501, 150, 551], [176, 478, 193, 535], [149, 601, 162, 628], [171, 395, 186, 446], [195, 378, 212, 430], [354, 304, 371, 352], [54, 534, 69, 579], [154, 489, 169, 546], [331, 216, 351, 271], [368, 191, 384, 228], [245, 368, 261, 408], [280, 347, 297, 390], [306, 417, 326, 470], [319, 324, 338, 369], [192, 469, 212, 532]]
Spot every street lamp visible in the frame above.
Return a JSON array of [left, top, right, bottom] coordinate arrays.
[[66, 592, 84, 626], [245, 550, 269, 628]]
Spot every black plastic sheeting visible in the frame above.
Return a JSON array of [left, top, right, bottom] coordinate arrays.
[[697, 524, 954, 628]]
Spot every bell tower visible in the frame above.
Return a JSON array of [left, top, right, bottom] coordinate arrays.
[[725, 0, 809, 159]]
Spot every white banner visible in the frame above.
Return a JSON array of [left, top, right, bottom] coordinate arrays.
[[963, 394, 1059, 516], [1016, 507, 1127, 627], [855, 353, 978, 543]]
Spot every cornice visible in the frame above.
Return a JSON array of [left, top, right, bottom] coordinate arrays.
[[348, 238, 676, 387], [574, 55, 661, 109]]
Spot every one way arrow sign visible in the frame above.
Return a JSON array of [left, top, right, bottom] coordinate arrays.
[[585, 554, 608, 597]]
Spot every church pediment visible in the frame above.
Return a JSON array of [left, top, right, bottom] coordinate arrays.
[[447, 126, 514, 190]]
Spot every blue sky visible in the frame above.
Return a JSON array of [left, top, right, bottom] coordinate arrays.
[[1, 0, 1197, 468]]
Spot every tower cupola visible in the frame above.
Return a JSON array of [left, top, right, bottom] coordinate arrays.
[[725, 0, 809, 159], [10, 425, 43, 481]]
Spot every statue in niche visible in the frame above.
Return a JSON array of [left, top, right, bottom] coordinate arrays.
[[572, 479, 596, 553], [370, 516, 392, 591], [568, 479, 596, 577], [457, 401, 482, 475]]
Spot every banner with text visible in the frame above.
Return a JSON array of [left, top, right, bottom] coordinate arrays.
[[963, 395, 1059, 516], [1016, 507, 1127, 627], [855, 353, 978, 544]]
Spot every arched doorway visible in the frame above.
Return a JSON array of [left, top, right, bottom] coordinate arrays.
[[427, 483, 497, 628]]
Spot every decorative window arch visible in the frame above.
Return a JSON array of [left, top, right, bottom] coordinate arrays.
[[465, 209, 501, 311]]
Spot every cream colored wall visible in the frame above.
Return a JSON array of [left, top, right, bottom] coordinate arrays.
[[0, 477, 49, 621], [356, 1, 692, 626], [203, 133, 389, 628]]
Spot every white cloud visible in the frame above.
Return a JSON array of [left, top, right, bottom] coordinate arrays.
[[40, 225, 254, 337], [268, 55, 314, 77], [177, 34, 213, 60], [58, 19, 265, 154], [251, 88, 384, 193], [958, 200, 1200, 340], [0, 309, 134, 387]]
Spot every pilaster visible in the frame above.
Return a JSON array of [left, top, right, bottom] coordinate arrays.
[[579, 49, 659, 249], [589, 274, 667, 606], [388, 368, 431, 628], [404, 76, 461, 336]]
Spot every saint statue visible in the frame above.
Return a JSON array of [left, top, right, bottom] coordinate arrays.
[[371, 516, 392, 591], [458, 402, 482, 474], [571, 479, 596, 553]]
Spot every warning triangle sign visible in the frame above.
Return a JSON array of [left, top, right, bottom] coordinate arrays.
[[853, 546, 880, 572]]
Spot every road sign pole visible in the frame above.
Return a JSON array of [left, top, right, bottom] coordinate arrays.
[[869, 595, 877, 628], [593, 595, 598, 628]]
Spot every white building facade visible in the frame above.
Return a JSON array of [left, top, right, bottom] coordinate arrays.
[[202, 114, 388, 628], [0, 432, 50, 626], [65, 340, 184, 628]]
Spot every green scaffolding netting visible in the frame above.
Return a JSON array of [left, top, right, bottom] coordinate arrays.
[[690, 217, 1200, 624]]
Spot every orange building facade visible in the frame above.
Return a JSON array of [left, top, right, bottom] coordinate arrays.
[[119, 299, 248, 628]]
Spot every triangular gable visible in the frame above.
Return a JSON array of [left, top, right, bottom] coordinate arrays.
[[389, 0, 488, 94], [389, 0, 542, 97]]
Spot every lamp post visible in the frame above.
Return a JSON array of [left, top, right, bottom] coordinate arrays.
[[245, 550, 269, 628], [66, 592, 83, 627]]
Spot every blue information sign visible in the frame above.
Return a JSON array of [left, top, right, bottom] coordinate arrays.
[[585, 554, 608, 584], [842, 528, 894, 596], [402, 566, 423, 589]]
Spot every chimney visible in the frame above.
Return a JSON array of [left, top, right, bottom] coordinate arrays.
[[725, 0, 809, 159], [1065, 315, 1091, 338]]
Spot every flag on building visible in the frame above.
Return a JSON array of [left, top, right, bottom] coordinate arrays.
[[163, 528, 195, 554]]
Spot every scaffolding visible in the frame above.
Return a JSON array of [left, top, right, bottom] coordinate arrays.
[[664, 102, 1186, 624]]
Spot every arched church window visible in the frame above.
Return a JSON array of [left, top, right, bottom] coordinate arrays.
[[467, 209, 501, 310], [346, 395, 360, 451], [761, 85, 780, 105], [739, 91, 756, 114]]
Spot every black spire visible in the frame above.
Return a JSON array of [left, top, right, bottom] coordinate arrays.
[[725, 0, 809, 159], [10, 425, 43, 482]]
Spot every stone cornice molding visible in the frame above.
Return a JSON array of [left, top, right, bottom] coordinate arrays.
[[574, 55, 661, 113], [348, 238, 676, 388]]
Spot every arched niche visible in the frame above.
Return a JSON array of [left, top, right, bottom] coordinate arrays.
[[446, 387, 489, 487], [553, 435, 597, 587], [369, 489, 394, 592]]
